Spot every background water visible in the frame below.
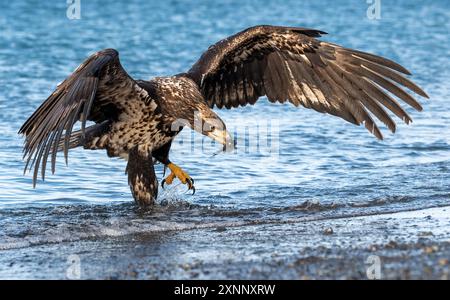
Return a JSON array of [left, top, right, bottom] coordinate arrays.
[[0, 0, 449, 276]]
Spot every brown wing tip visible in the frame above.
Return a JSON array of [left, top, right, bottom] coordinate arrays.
[[399, 66, 412, 76], [416, 87, 430, 99], [364, 120, 383, 140], [375, 130, 384, 140], [97, 48, 119, 56], [290, 27, 328, 37], [409, 98, 423, 112]]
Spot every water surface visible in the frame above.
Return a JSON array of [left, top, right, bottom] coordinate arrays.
[[0, 0, 449, 278]]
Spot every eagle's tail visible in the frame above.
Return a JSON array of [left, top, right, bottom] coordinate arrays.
[[53, 121, 111, 153]]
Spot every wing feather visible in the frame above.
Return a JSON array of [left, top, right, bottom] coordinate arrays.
[[19, 48, 140, 185], [187, 25, 428, 139]]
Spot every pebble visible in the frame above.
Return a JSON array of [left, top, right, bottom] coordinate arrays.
[[323, 227, 334, 235]]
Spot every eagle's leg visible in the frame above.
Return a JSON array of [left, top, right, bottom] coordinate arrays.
[[126, 146, 158, 207], [153, 141, 195, 193], [163, 163, 195, 190]]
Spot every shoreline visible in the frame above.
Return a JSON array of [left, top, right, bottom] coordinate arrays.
[[1, 206, 449, 279]]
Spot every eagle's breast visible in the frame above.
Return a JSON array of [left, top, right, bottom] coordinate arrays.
[[100, 82, 174, 158]]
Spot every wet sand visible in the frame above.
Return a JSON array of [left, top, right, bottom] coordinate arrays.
[[1, 206, 449, 279]]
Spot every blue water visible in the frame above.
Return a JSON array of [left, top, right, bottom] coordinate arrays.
[[0, 0, 449, 252]]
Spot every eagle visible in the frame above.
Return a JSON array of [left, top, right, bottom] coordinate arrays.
[[19, 25, 428, 207]]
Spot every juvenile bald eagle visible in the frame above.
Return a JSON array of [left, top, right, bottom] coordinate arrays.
[[20, 25, 428, 206]]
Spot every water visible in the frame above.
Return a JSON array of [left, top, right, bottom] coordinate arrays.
[[0, 0, 449, 278]]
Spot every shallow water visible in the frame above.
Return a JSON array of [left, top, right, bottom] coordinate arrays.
[[0, 0, 449, 277]]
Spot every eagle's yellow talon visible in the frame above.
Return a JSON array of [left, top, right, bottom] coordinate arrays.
[[164, 172, 175, 185], [162, 163, 194, 192]]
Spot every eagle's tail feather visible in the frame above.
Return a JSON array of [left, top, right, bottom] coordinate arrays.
[[53, 121, 111, 153]]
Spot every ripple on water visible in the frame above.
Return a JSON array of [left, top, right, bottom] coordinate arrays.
[[0, 0, 450, 251]]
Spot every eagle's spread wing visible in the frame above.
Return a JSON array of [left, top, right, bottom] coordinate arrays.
[[187, 25, 429, 139], [19, 48, 137, 186]]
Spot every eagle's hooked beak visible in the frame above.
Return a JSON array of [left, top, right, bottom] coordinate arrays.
[[206, 128, 235, 152]]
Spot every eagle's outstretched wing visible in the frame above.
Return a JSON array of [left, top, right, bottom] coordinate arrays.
[[19, 48, 139, 186], [187, 25, 429, 139]]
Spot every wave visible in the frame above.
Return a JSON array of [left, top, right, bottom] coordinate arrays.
[[1, 193, 449, 251]]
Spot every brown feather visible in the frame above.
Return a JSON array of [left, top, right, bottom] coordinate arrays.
[[19, 48, 141, 185], [185, 25, 427, 139]]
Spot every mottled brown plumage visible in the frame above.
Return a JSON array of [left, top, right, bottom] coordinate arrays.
[[187, 25, 428, 139], [19, 25, 428, 206]]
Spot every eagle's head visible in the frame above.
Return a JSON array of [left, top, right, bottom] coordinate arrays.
[[163, 75, 235, 152], [170, 99, 234, 152], [193, 107, 235, 153]]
